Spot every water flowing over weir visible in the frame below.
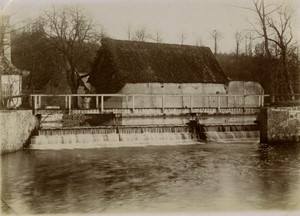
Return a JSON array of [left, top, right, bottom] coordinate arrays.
[[196, 124, 260, 143], [30, 122, 260, 149], [31, 125, 199, 150]]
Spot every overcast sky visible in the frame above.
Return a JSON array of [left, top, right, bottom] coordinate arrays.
[[2, 0, 300, 53]]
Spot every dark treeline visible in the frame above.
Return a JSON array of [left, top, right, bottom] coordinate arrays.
[[11, 29, 299, 97], [11, 30, 99, 94], [217, 52, 300, 96]]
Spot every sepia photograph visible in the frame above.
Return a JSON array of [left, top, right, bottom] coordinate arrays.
[[1, 0, 300, 215]]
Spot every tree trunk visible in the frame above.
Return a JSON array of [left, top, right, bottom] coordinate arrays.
[[65, 59, 79, 108], [282, 49, 295, 100], [214, 37, 217, 55]]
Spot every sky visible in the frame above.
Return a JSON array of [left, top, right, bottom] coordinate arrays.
[[1, 0, 300, 53]]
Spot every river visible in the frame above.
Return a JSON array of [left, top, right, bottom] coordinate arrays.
[[1, 141, 300, 214]]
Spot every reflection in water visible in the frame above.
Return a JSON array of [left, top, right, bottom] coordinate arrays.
[[1, 142, 300, 214]]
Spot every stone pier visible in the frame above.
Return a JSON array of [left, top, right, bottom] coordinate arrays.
[[260, 107, 300, 143], [0, 110, 40, 154]]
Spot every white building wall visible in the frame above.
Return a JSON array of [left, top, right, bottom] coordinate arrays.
[[104, 83, 226, 109], [226, 81, 264, 107], [1, 75, 22, 108]]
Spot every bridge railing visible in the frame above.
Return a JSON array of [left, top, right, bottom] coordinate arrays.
[[30, 94, 269, 114]]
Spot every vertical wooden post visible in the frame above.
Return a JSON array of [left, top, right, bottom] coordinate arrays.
[[32, 96, 36, 114], [65, 96, 68, 109], [96, 96, 99, 109], [258, 95, 261, 107], [182, 95, 184, 108], [234, 96, 236, 108], [37, 96, 41, 109], [125, 96, 128, 109], [261, 94, 264, 107], [243, 95, 246, 111], [208, 95, 211, 108], [68, 95, 71, 113], [101, 96, 104, 112], [162, 95, 165, 113], [227, 95, 229, 107], [217, 95, 221, 112], [132, 95, 135, 112], [190, 95, 193, 111]]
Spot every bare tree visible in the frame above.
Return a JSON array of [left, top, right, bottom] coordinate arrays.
[[210, 30, 223, 55], [267, 5, 295, 98], [179, 32, 187, 45], [151, 30, 163, 43], [245, 0, 296, 98], [244, 32, 253, 56], [126, 23, 132, 41], [235, 31, 244, 73], [133, 27, 151, 42], [194, 35, 203, 46], [38, 5, 99, 94], [0, 15, 11, 59], [235, 31, 243, 56]]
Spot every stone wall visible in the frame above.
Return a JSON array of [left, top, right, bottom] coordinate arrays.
[[260, 107, 300, 143], [0, 110, 39, 154]]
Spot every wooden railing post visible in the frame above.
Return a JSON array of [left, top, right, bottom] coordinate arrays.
[[190, 95, 193, 111], [243, 95, 246, 111], [65, 96, 68, 109], [208, 95, 211, 108], [162, 95, 165, 113], [38, 96, 41, 109], [182, 95, 184, 108], [125, 96, 128, 109], [32, 96, 36, 114], [68, 95, 72, 113], [96, 96, 99, 109], [132, 95, 135, 112], [101, 95, 104, 112], [217, 95, 220, 112], [234, 96, 236, 108]]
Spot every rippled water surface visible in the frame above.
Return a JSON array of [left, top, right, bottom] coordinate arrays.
[[1, 142, 300, 214]]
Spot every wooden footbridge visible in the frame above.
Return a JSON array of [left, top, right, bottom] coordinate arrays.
[[31, 93, 268, 116]]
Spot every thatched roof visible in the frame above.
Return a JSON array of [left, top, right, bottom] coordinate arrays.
[[0, 56, 21, 75], [89, 38, 228, 93]]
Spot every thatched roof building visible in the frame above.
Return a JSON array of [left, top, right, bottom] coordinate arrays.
[[89, 38, 228, 93]]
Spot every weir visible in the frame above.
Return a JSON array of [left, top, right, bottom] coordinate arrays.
[[194, 124, 259, 143], [31, 121, 260, 149], [31, 125, 199, 149], [29, 93, 264, 150]]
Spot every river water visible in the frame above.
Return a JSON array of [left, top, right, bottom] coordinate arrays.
[[1, 141, 300, 214]]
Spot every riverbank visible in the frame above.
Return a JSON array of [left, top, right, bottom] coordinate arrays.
[[0, 110, 39, 154]]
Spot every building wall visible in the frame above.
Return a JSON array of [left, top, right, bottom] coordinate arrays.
[[100, 82, 264, 109], [103, 83, 227, 109], [226, 81, 264, 107], [0, 110, 39, 154], [0, 74, 22, 108]]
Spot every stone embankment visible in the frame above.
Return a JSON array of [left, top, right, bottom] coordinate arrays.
[[0, 110, 39, 154], [260, 106, 300, 143]]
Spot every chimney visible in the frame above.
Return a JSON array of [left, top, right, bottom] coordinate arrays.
[[1, 15, 11, 62]]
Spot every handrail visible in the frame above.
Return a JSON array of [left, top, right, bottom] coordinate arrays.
[[30, 93, 270, 97], [30, 93, 269, 115]]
